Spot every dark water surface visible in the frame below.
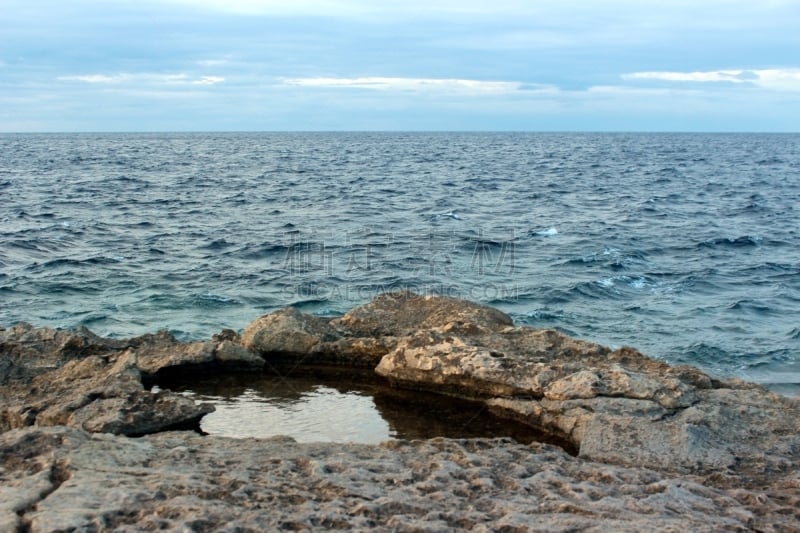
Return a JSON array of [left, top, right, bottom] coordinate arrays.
[[157, 371, 559, 446], [2, 132, 799, 391]]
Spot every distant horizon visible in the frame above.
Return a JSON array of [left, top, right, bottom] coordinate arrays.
[[2, 1, 798, 132], [2, 130, 798, 135]]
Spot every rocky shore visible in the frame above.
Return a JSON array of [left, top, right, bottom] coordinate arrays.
[[2, 292, 799, 531]]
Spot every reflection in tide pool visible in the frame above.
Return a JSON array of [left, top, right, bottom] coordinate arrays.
[[183, 385, 390, 444], [160, 372, 556, 446]]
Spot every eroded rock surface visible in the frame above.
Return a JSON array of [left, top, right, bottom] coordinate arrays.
[[241, 307, 339, 357], [3, 426, 799, 532], [0, 324, 262, 435], [332, 290, 514, 337], [0, 323, 128, 386], [2, 292, 800, 529], [240, 292, 800, 481]]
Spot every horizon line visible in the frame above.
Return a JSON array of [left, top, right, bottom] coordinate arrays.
[[1, 130, 798, 135]]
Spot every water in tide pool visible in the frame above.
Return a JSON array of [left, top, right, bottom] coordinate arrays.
[[156, 372, 557, 446], [1, 132, 799, 394]]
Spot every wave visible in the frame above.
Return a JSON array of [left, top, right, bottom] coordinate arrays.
[[727, 299, 776, 316], [236, 241, 331, 261], [667, 343, 732, 369], [595, 274, 671, 293], [31, 282, 104, 296], [544, 273, 692, 304], [755, 157, 786, 165], [200, 238, 235, 250], [23, 256, 123, 274], [697, 235, 763, 248], [557, 247, 648, 269], [114, 175, 150, 185], [193, 292, 241, 308], [550, 280, 625, 301], [127, 221, 155, 228], [3, 132, 800, 376], [459, 237, 504, 250], [287, 297, 331, 310], [519, 307, 576, 322]]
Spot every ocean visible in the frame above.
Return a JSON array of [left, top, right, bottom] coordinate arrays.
[[1, 132, 798, 392]]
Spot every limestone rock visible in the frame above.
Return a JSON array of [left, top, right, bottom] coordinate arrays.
[[0, 323, 262, 384], [366, 293, 798, 478], [543, 365, 697, 409], [375, 329, 535, 397], [135, 337, 216, 374], [488, 388, 800, 479], [578, 387, 800, 478], [0, 323, 128, 385], [3, 426, 799, 532], [2, 292, 799, 504], [134, 329, 264, 376], [310, 336, 400, 366], [1, 348, 213, 436], [0, 323, 270, 437], [240, 292, 800, 480], [241, 307, 339, 357], [333, 291, 513, 337], [214, 339, 264, 368], [373, 325, 694, 405]]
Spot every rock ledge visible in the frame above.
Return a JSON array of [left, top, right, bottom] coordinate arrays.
[[2, 292, 799, 531]]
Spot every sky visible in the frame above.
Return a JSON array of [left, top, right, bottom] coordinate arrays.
[[1, 0, 799, 131]]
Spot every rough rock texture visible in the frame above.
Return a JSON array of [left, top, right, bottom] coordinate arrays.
[[2, 292, 800, 530], [3, 426, 799, 532], [135, 330, 263, 376], [333, 290, 514, 337], [239, 292, 799, 483], [0, 323, 128, 386], [0, 325, 263, 435], [241, 307, 339, 357]]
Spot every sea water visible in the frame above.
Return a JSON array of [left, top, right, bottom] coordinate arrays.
[[2, 132, 799, 392]]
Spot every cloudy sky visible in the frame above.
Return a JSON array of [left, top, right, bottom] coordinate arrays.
[[2, 0, 799, 131]]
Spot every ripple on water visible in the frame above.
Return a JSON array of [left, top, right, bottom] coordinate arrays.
[[1, 132, 799, 387]]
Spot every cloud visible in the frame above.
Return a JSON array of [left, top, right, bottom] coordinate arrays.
[[623, 68, 800, 91], [280, 76, 555, 95], [624, 70, 754, 83], [58, 72, 225, 86], [754, 69, 800, 91], [193, 76, 226, 85]]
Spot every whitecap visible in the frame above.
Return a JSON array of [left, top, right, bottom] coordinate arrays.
[[536, 227, 558, 236], [629, 277, 646, 290], [200, 292, 237, 303], [596, 275, 658, 291], [430, 211, 461, 221]]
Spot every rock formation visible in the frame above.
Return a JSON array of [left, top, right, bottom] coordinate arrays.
[[4, 426, 799, 532], [245, 291, 800, 484], [1, 291, 799, 531], [0, 323, 261, 436]]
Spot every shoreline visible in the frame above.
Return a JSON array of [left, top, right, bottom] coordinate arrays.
[[2, 292, 799, 530]]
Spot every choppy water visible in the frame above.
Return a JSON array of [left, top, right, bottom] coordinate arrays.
[[2, 132, 799, 390]]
